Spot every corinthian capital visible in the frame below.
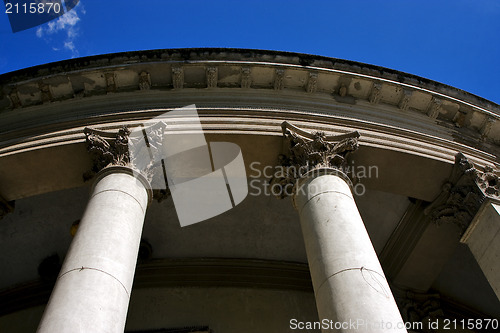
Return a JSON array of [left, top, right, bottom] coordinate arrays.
[[83, 123, 167, 184], [424, 153, 499, 234], [83, 126, 131, 180], [270, 121, 360, 198]]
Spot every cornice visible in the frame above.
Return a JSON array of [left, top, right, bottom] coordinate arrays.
[[0, 49, 498, 147]]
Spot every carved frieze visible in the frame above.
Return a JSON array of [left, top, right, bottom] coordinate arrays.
[[8, 87, 21, 108], [206, 66, 218, 88], [270, 121, 360, 198], [306, 72, 317, 93], [452, 106, 469, 128], [480, 117, 496, 138], [274, 69, 285, 90], [398, 89, 412, 111], [172, 66, 184, 89], [241, 67, 252, 89], [424, 153, 499, 234], [38, 81, 52, 103], [369, 82, 382, 104], [338, 83, 348, 97], [105, 72, 116, 93], [138, 71, 151, 90], [427, 96, 443, 119]]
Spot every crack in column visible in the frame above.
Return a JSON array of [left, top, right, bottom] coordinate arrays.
[[58, 266, 130, 298], [315, 267, 390, 299]]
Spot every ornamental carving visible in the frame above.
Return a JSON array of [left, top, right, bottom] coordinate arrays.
[[38, 81, 52, 103], [9, 87, 21, 108], [398, 89, 412, 111], [480, 117, 496, 138], [105, 72, 116, 93], [138, 71, 151, 90], [369, 82, 382, 104], [206, 67, 218, 88], [270, 121, 360, 198], [241, 67, 252, 88], [306, 72, 317, 93], [427, 96, 442, 119], [274, 69, 285, 90], [172, 66, 184, 89], [83, 124, 169, 201], [83, 126, 131, 181], [396, 290, 444, 332], [424, 153, 499, 234]]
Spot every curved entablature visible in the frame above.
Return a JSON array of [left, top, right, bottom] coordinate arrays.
[[0, 49, 499, 203], [0, 48, 499, 141]]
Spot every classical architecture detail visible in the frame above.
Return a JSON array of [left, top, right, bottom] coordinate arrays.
[[83, 127, 131, 180], [138, 71, 151, 90], [452, 106, 469, 127], [480, 117, 496, 138], [1, 49, 499, 333], [270, 121, 359, 198], [379, 200, 430, 279], [424, 153, 499, 234], [83, 124, 168, 198], [206, 66, 218, 88], [38, 81, 52, 103], [338, 83, 348, 97], [306, 72, 317, 93], [476, 165, 499, 197], [274, 68, 285, 90], [427, 96, 443, 119], [172, 66, 184, 89], [8, 87, 21, 108], [0, 195, 15, 220], [398, 89, 412, 111], [369, 82, 382, 104], [240, 67, 251, 88], [396, 290, 444, 331], [105, 72, 116, 93]]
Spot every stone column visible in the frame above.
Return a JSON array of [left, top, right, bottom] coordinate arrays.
[[273, 122, 407, 332], [37, 126, 162, 333]]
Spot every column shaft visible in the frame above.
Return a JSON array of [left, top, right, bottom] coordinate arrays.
[[37, 166, 151, 333], [294, 170, 406, 332]]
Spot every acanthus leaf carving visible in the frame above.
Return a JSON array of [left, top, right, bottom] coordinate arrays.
[[424, 153, 499, 235], [83, 126, 131, 181], [84, 123, 169, 202], [270, 121, 360, 199], [396, 290, 444, 332]]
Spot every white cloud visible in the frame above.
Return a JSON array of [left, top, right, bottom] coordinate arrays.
[[35, 2, 84, 58]]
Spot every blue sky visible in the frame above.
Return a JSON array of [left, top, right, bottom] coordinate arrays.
[[0, 0, 499, 103]]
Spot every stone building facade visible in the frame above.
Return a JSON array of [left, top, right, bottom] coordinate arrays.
[[0, 49, 499, 332]]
